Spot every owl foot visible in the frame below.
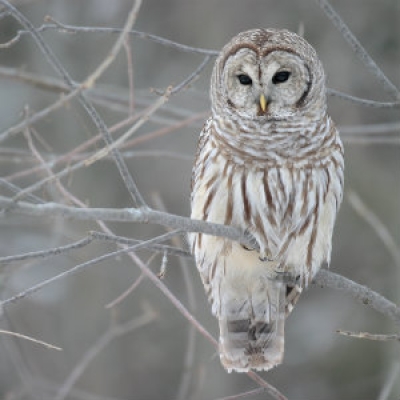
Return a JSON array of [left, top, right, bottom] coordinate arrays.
[[241, 230, 258, 251], [258, 247, 274, 262], [274, 270, 300, 285]]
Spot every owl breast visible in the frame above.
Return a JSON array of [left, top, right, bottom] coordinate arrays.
[[190, 123, 343, 308]]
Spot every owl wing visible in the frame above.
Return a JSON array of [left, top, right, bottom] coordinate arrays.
[[191, 117, 212, 194]]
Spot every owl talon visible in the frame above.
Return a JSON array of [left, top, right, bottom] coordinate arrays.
[[274, 271, 299, 285], [242, 230, 258, 251], [259, 249, 274, 262]]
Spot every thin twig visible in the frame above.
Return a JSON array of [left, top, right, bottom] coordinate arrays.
[[123, 35, 135, 114], [104, 273, 145, 309], [215, 388, 267, 400], [0, 178, 44, 204], [327, 89, 400, 109], [90, 231, 191, 258], [314, 270, 400, 326], [158, 251, 168, 279], [245, 372, 287, 400], [0, 232, 190, 266], [0, 65, 72, 93], [28, 19, 220, 56], [153, 56, 211, 95], [340, 122, 400, 135], [151, 193, 197, 400], [104, 252, 158, 309], [28, 379, 126, 400], [316, 0, 400, 100], [0, 0, 148, 208], [23, 117, 70, 202], [377, 363, 400, 400], [4, 109, 148, 183], [337, 330, 400, 342], [173, 55, 211, 93], [0, 236, 93, 265], [0, 66, 207, 121], [343, 137, 400, 145], [4, 110, 205, 185], [85, 86, 172, 166], [347, 190, 400, 267], [0, 329, 62, 350], [0, 87, 82, 143], [0, 230, 182, 307], [79, 0, 142, 90], [54, 308, 156, 400]]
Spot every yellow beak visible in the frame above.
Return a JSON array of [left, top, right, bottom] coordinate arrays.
[[259, 94, 267, 112]]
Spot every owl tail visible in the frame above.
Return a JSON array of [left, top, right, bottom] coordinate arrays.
[[218, 280, 286, 373]]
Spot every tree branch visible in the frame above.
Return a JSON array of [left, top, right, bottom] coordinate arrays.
[[1, 197, 399, 326], [316, 0, 400, 100], [0, 0, 149, 208], [314, 270, 400, 325]]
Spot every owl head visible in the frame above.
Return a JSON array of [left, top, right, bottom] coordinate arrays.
[[211, 29, 327, 122]]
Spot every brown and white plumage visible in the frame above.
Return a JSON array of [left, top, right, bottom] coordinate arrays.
[[190, 29, 344, 372]]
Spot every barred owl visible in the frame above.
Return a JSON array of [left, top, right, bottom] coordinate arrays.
[[190, 29, 344, 372]]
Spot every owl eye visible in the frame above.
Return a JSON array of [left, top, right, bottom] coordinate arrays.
[[237, 74, 252, 85], [272, 71, 291, 84]]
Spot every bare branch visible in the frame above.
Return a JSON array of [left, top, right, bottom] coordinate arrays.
[[80, 0, 142, 90], [0, 330, 62, 350], [215, 388, 268, 400], [0, 0, 148, 208], [3, 110, 205, 185], [0, 197, 251, 246], [327, 89, 400, 109], [337, 330, 400, 342], [0, 236, 92, 265], [0, 178, 44, 204], [377, 363, 400, 400], [151, 192, 197, 400], [314, 270, 400, 326], [31, 18, 220, 56], [85, 86, 172, 166], [0, 231, 190, 266], [54, 307, 156, 400], [90, 231, 191, 258], [104, 273, 145, 309], [0, 87, 82, 143], [0, 230, 182, 307], [347, 190, 400, 267], [342, 137, 400, 145], [316, 0, 400, 100], [340, 122, 400, 135], [156, 55, 212, 95], [104, 253, 158, 309], [123, 35, 135, 114], [1, 196, 400, 323]]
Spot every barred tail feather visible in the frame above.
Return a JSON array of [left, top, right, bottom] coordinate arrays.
[[218, 281, 286, 372]]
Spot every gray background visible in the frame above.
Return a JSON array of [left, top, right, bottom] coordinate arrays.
[[0, 0, 399, 399]]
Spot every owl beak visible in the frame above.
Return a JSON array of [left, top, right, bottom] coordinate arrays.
[[259, 94, 268, 113]]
